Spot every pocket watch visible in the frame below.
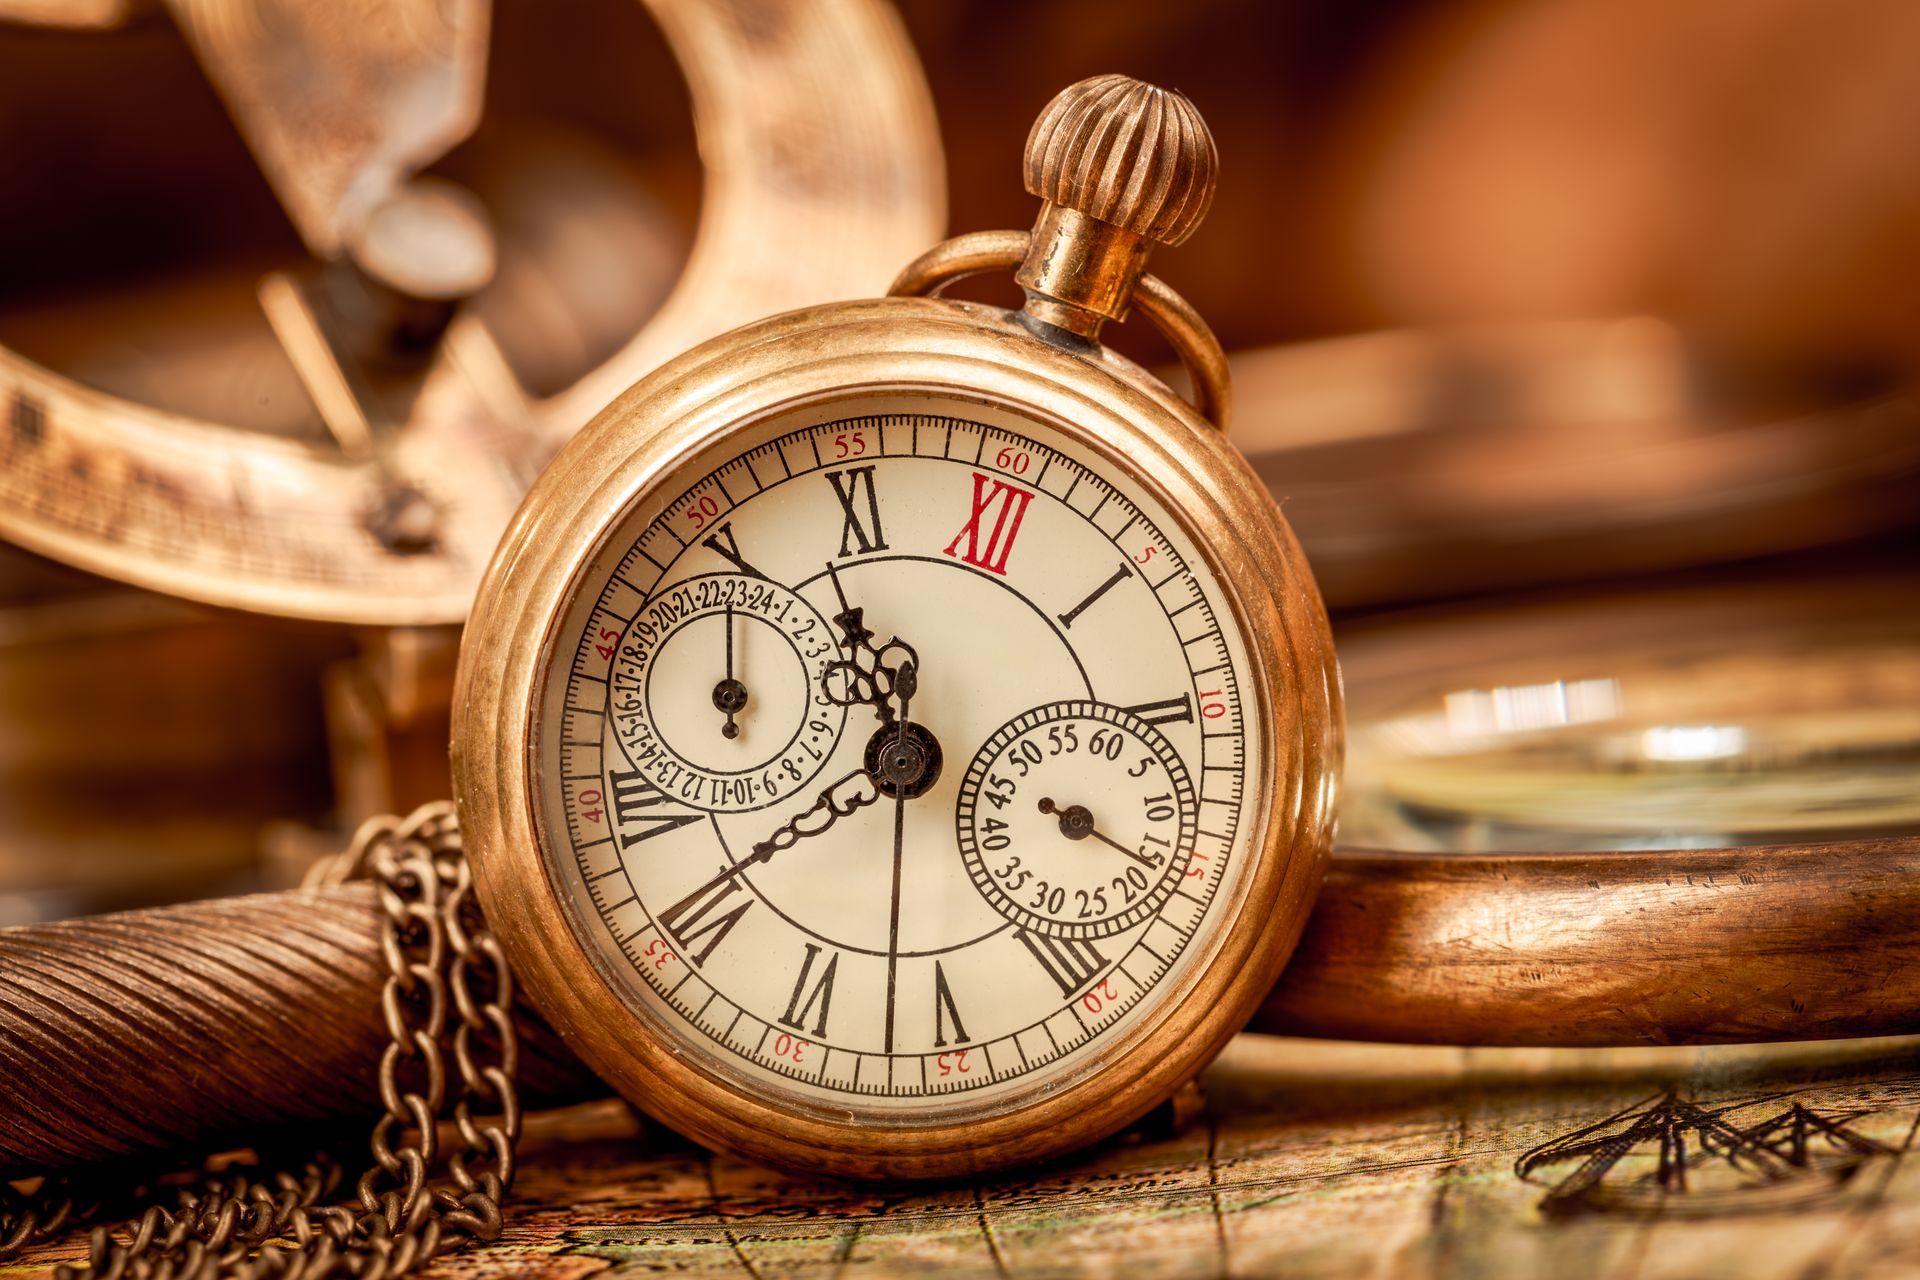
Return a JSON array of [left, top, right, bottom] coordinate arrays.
[[453, 74, 1342, 1178]]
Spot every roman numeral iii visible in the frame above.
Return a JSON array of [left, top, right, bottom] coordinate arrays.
[[944, 471, 1034, 576]]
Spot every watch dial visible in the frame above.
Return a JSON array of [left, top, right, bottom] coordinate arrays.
[[534, 392, 1265, 1118]]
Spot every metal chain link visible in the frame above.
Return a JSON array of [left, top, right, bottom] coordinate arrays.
[[0, 802, 520, 1279]]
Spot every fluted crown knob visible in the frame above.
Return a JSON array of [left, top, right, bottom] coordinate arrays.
[[1023, 74, 1217, 247]]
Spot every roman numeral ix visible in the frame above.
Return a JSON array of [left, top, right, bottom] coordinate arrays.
[[609, 767, 704, 848]]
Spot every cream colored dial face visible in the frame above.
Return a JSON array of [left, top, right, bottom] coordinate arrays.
[[534, 391, 1264, 1118]]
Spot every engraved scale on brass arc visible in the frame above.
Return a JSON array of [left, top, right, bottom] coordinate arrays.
[[0, 0, 942, 626]]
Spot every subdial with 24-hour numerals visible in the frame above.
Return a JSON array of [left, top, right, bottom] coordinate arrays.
[[608, 572, 847, 812]]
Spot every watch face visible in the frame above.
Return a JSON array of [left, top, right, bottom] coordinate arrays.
[[532, 389, 1266, 1121]]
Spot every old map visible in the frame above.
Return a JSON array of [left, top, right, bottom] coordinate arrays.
[[12, 1036, 1920, 1278]]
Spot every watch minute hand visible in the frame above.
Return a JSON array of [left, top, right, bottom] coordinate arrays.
[[820, 561, 918, 725]]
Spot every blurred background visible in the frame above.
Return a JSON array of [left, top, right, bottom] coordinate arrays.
[[1, 0, 1915, 922]]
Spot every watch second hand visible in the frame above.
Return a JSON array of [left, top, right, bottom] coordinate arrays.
[[1037, 797, 1160, 869], [881, 659, 918, 1054]]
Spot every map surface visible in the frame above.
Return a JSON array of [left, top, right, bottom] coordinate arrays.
[[12, 1035, 1920, 1279]]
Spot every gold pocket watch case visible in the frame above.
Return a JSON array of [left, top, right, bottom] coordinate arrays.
[[454, 76, 1341, 1177]]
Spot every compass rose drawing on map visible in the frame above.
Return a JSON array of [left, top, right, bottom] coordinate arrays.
[[1518, 1091, 1900, 1219]]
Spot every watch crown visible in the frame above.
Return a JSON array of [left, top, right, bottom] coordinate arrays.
[[1016, 75, 1217, 339], [1023, 74, 1217, 249]]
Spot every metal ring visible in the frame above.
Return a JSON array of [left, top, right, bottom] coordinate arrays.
[[888, 231, 1232, 432]]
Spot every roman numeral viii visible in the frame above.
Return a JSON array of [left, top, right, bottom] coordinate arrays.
[[1016, 930, 1107, 998], [827, 465, 888, 557], [609, 768, 704, 848], [943, 471, 1034, 576], [779, 943, 840, 1038], [657, 870, 753, 965]]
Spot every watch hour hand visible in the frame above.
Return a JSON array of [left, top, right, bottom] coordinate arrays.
[[819, 561, 919, 726], [661, 770, 881, 924], [747, 768, 882, 863]]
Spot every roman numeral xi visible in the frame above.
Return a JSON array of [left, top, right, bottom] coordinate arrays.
[[828, 465, 888, 557]]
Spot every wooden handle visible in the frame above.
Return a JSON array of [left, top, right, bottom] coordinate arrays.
[[1253, 836, 1920, 1044], [0, 883, 599, 1176]]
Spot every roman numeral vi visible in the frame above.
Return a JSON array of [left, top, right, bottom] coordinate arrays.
[[779, 943, 840, 1038]]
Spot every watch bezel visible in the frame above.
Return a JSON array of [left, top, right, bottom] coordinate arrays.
[[453, 295, 1342, 1177]]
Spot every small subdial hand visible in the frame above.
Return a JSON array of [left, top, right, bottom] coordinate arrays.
[[711, 601, 748, 739], [819, 561, 918, 726], [1037, 797, 1163, 870]]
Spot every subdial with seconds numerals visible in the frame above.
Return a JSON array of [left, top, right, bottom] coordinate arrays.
[[608, 572, 846, 812], [956, 701, 1199, 940]]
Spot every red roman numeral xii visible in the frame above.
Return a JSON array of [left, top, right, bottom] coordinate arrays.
[[944, 471, 1034, 576]]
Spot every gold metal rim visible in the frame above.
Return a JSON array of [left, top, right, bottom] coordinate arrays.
[[453, 295, 1340, 1178], [888, 231, 1233, 433]]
